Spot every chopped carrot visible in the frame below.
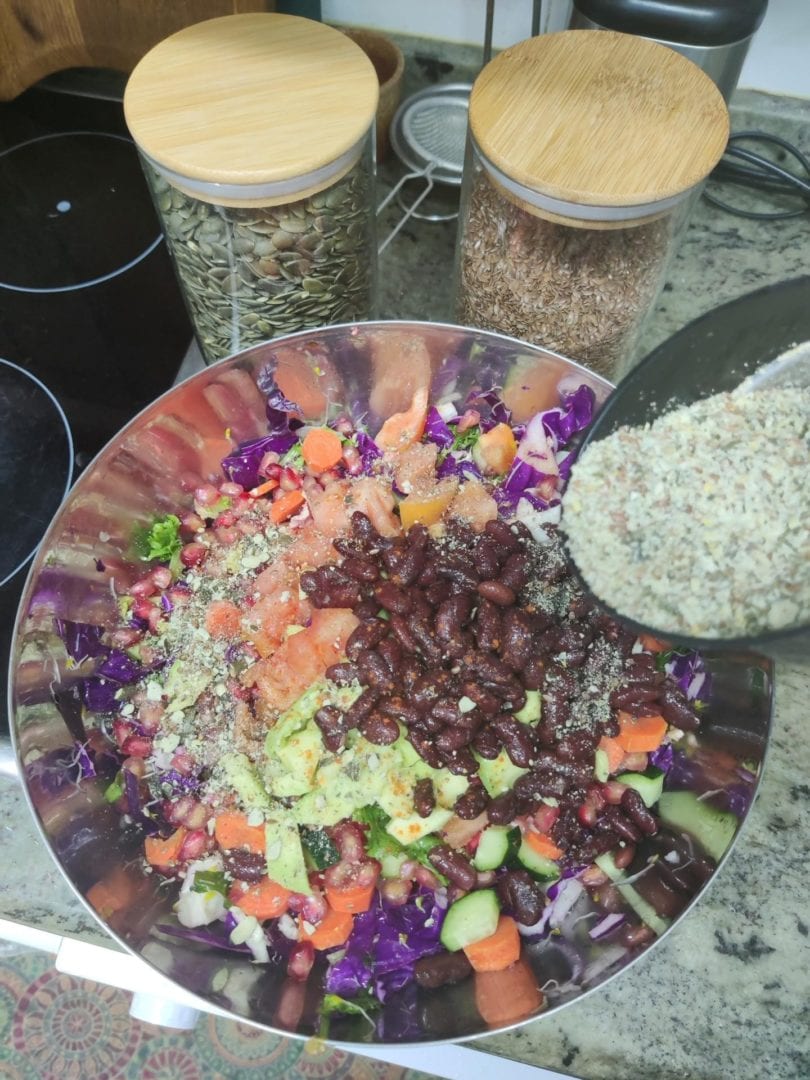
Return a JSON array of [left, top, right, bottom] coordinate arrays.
[[474, 958, 544, 1026], [214, 811, 266, 855], [299, 906, 355, 950], [144, 827, 186, 867], [205, 599, 242, 639], [616, 711, 668, 753], [229, 877, 290, 920], [464, 915, 521, 972], [301, 427, 343, 474], [598, 735, 628, 775], [524, 831, 563, 861], [86, 867, 135, 919], [324, 879, 378, 914], [374, 386, 429, 451], [398, 480, 458, 530], [249, 478, 280, 498], [473, 422, 518, 475], [270, 489, 306, 524], [638, 633, 669, 653]]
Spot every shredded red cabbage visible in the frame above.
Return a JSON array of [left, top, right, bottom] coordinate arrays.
[[54, 618, 161, 717], [354, 431, 383, 473], [424, 407, 455, 449], [664, 651, 713, 705], [221, 432, 298, 490], [156, 922, 252, 954], [649, 743, 674, 772], [464, 387, 512, 432], [436, 452, 484, 484]]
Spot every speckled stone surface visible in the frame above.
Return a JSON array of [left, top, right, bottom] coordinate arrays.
[[2, 36, 810, 1080]]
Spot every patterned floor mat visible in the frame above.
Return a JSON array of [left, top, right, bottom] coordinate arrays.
[[0, 947, 436, 1080]]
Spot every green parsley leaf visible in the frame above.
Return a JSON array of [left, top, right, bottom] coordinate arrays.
[[104, 777, 124, 803], [192, 870, 229, 896], [318, 991, 380, 1038], [450, 425, 480, 452], [281, 442, 305, 470], [134, 514, 183, 568]]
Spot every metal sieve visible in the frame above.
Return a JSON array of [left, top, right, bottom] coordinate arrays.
[[378, 83, 471, 250]]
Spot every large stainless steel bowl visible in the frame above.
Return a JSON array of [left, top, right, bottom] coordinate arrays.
[[8, 322, 772, 1044]]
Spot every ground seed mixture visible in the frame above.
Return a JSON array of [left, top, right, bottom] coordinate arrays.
[[561, 386, 810, 638]]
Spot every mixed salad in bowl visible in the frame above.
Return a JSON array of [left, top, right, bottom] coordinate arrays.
[[46, 340, 757, 1038]]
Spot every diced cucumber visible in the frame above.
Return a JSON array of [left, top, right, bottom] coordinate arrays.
[[386, 806, 453, 846], [593, 747, 610, 783], [617, 767, 665, 808], [658, 791, 737, 862], [220, 753, 272, 810], [516, 838, 561, 883], [595, 853, 669, 936], [265, 817, 311, 894], [477, 748, 528, 798], [440, 889, 501, 952], [514, 690, 541, 724], [473, 826, 518, 872], [380, 849, 409, 879]]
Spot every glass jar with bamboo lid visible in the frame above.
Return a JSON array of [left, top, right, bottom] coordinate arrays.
[[455, 30, 729, 379], [124, 13, 379, 365]]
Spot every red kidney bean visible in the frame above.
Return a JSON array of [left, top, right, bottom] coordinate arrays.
[[412, 670, 453, 712], [435, 594, 474, 641], [376, 637, 403, 675], [393, 546, 426, 587], [414, 951, 473, 990], [486, 789, 518, 825], [474, 598, 502, 652], [492, 715, 537, 768], [539, 690, 570, 732], [610, 684, 661, 711], [460, 679, 501, 716], [440, 746, 478, 776], [501, 870, 545, 926], [477, 580, 516, 607], [657, 685, 700, 731], [412, 710, 445, 735], [469, 652, 514, 686], [325, 661, 361, 686], [621, 788, 659, 835], [473, 539, 501, 580], [438, 562, 479, 591], [223, 850, 266, 882], [313, 582, 362, 608], [612, 842, 636, 870], [417, 562, 440, 587], [436, 725, 474, 754], [351, 511, 382, 547], [655, 859, 693, 894], [388, 612, 420, 654], [344, 686, 379, 727], [354, 598, 382, 621], [599, 806, 641, 843], [499, 552, 530, 591], [619, 923, 655, 949], [499, 608, 534, 670], [341, 556, 379, 583], [473, 724, 503, 759], [514, 770, 570, 802], [413, 778, 436, 818], [454, 784, 490, 820], [357, 651, 394, 689], [423, 580, 452, 608], [380, 697, 422, 727], [432, 698, 462, 725], [359, 712, 400, 745], [382, 540, 408, 575], [373, 581, 411, 615], [314, 705, 347, 752], [521, 656, 546, 690], [428, 844, 477, 890], [500, 680, 527, 714], [555, 729, 600, 762], [407, 732, 444, 770], [623, 654, 664, 685], [287, 941, 315, 982], [485, 518, 520, 552], [346, 619, 389, 660]]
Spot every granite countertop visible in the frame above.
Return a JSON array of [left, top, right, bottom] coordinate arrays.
[[2, 35, 809, 1080]]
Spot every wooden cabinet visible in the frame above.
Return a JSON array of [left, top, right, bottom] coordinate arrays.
[[0, 0, 274, 99]]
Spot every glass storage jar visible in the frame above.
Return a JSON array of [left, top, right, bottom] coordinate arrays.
[[125, 14, 379, 365], [455, 31, 729, 379]]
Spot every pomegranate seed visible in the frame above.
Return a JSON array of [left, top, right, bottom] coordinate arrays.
[[132, 597, 157, 621], [578, 801, 598, 828], [146, 607, 163, 633], [183, 802, 208, 831], [318, 469, 342, 487], [613, 843, 636, 870], [261, 460, 282, 479], [279, 467, 301, 491], [110, 628, 142, 648], [601, 781, 629, 805], [122, 734, 152, 758], [180, 511, 206, 535], [300, 890, 328, 925], [137, 700, 164, 734], [287, 942, 315, 982], [170, 747, 196, 775], [180, 543, 207, 568], [130, 577, 156, 599], [122, 756, 146, 780], [334, 416, 354, 436], [586, 784, 607, 812], [139, 645, 159, 666], [215, 526, 240, 546], [194, 484, 219, 506], [380, 878, 412, 906], [456, 409, 480, 432], [532, 804, 560, 833], [166, 795, 194, 824], [149, 566, 173, 590], [214, 509, 237, 528], [237, 520, 260, 537], [178, 829, 208, 861], [167, 585, 191, 606], [113, 719, 134, 748], [621, 752, 649, 772], [330, 821, 367, 862], [220, 481, 244, 497], [581, 865, 610, 887]]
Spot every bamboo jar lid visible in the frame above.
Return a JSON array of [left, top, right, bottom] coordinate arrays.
[[469, 30, 729, 220], [124, 13, 379, 198]]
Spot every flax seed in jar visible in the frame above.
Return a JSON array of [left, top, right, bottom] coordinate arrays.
[[124, 14, 379, 364], [455, 31, 729, 379]]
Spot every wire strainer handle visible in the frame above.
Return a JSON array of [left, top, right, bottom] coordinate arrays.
[[376, 163, 436, 255]]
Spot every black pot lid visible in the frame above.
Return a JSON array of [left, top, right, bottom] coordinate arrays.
[[0, 131, 160, 293], [0, 358, 74, 586]]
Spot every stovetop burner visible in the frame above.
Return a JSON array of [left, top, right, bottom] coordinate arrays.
[[0, 359, 73, 587], [1, 77, 194, 735]]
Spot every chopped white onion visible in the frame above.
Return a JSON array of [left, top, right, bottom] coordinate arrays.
[[436, 401, 459, 422], [277, 914, 299, 941]]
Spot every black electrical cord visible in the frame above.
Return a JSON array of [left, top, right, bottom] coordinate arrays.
[[703, 130, 810, 221]]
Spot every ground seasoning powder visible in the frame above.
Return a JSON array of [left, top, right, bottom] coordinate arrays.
[[561, 386, 810, 638]]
